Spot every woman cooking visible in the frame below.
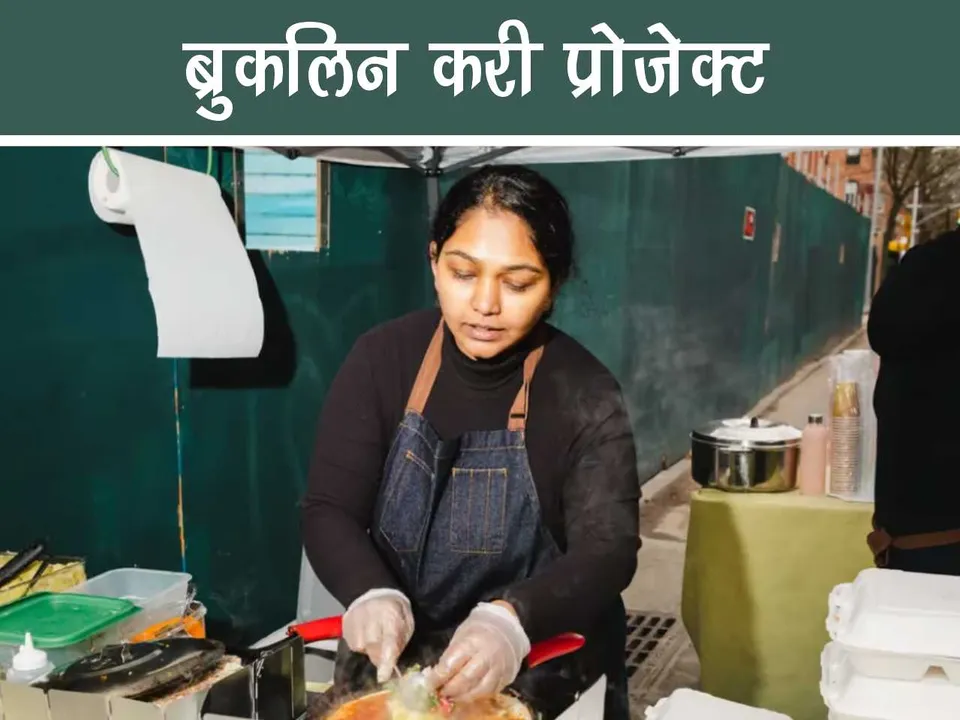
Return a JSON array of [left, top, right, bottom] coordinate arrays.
[[302, 164, 641, 720]]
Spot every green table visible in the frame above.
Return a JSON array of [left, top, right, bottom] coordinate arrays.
[[681, 489, 875, 720]]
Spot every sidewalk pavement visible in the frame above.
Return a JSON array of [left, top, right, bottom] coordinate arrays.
[[621, 325, 870, 716]]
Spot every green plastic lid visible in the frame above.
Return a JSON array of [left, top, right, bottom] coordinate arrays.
[[0, 592, 140, 649]]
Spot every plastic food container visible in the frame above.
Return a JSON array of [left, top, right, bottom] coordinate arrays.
[[826, 568, 960, 681], [129, 600, 207, 642], [71, 568, 191, 637], [821, 642, 959, 720], [0, 592, 139, 671], [645, 688, 793, 719]]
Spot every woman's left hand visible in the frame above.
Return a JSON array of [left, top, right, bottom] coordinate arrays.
[[429, 602, 531, 703]]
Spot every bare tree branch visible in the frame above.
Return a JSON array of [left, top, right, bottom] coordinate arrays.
[[881, 146, 960, 244]]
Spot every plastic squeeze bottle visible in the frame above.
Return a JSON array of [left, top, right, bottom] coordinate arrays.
[[797, 413, 829, 496], [5, 632, 54, 684]]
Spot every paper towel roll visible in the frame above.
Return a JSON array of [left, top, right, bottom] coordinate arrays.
[[88, 148, 265, 358]]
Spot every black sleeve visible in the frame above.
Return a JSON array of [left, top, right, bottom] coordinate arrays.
[[300, 334, 403, 607], [501, 376, 641, 643], [868, 235, 960, 360]]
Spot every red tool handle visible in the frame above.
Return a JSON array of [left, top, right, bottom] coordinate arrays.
[[288, 614, 343, 642], [527, 632, 585, 668], [288, 615, 584, 667]]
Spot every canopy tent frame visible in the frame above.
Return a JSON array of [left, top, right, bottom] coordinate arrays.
[[260, 144, 770, 217], [253, 143, 883, 313]]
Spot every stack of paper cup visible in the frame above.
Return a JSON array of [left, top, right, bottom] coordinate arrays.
[[829, 380, 861, 496]]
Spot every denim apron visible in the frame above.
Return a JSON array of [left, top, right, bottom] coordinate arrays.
[[332, 321, 630, 720]]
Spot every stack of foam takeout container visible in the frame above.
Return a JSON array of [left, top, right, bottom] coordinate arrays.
[[645, 688, 792, 719], [821, 567, 960, 720]]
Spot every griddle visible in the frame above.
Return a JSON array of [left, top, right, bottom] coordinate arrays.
[[38, 637, 226, 700]]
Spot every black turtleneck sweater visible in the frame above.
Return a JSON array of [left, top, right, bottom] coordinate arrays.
[[302, 308, 641, 644]]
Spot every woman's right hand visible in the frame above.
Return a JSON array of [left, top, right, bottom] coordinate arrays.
[[342, 588, 415, 683]]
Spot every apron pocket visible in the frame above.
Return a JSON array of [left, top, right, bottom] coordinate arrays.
[[378, 449, 434, 554], [449, 467, 508, 554]]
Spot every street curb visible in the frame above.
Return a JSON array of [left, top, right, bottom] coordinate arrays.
[[641, 325, 868, 503]]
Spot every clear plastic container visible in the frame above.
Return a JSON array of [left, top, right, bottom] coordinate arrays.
[[72, 568, 191, 638]]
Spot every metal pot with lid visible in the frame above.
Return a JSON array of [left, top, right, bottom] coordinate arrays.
[[690, 416, 802, 492]]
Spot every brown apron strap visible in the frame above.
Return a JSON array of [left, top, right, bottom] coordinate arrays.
[[868, 513, 960, 568], [406, 321, 444, 414], [406, 319, 548, 431], [507, 332, 547, 433]]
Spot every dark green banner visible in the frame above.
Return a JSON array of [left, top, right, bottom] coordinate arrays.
[[1, 0, 957, 134]]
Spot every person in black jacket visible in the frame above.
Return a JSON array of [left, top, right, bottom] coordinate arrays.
[[867, 227, 960, 572], [301, 164, 640, 720]]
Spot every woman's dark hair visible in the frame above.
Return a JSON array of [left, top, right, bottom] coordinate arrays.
[[430, 164, 576, 289]]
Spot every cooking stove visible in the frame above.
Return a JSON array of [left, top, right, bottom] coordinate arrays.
[[0, 633, 307, 720]]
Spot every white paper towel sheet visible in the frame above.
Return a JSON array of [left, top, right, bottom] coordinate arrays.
[[88, 148, 265, 358]]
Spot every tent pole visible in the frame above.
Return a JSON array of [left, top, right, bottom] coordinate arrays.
[[442, 147, 526, 174], [427, 175, 440, 221], [425, 147, 445, 222], [863, 147, 884, 315]]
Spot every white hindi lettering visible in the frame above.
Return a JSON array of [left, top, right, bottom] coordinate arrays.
[[562, 23, 626, 98], [235, 49, 285, 96], [295, 22, 355, 98], [180, 21, 770, 120], [431, 50, 482, 96], [634, 23, 681, 96], [562, 22, 769, 98], [181, 23, 409, 120], [428, 19, 544, 98], [691, 43, 767, 96], [184, 49, 233, 122]]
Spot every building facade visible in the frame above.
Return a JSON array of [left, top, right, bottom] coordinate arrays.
[[783, 148, 910, 295]]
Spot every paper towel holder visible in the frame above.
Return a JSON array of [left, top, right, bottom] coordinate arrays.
[[101, 146, 121, 176]]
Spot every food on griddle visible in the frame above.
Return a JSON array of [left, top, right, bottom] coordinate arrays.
[[325, 690, 527, 720]]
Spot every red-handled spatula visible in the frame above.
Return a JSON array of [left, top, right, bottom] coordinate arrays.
[[288, 615, 585, 664], [525, 632, 585, 668], [287, 615, 343, 642]]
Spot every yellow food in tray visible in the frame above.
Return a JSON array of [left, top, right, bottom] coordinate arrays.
[[0, 553, 86, 607]]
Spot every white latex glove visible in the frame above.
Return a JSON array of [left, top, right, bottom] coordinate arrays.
[[429, 602, 531, 702], [342, 588, 415, 683]]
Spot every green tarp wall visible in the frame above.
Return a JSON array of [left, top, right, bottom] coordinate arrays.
[[0, 147, 867, 644]]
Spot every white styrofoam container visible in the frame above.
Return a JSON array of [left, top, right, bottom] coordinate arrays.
[[821, 641, 960, 720], [826, 567, 960, 681], [644, 688, 793, 719]]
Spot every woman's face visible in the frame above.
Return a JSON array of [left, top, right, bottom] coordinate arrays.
[[431, 208, 553, 360]]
